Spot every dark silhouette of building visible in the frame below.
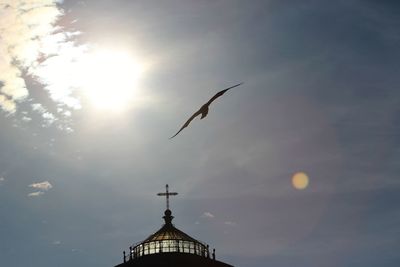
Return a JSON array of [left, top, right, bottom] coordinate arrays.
[[115, 185, 234, 267]]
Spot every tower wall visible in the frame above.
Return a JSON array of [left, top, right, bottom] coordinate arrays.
[[115, 252, 233, 267]]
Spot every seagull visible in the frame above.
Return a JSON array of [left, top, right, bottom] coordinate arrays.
[[170, 82, 243, 139]]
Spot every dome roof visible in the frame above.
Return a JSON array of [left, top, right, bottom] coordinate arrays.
[[128, 209, 209, 260], [143, 209, 201, 243]]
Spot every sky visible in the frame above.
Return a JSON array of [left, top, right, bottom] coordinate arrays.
[[0, 0, 400, 266]]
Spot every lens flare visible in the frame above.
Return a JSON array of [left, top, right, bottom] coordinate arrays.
[[292, 172, 309, 190]]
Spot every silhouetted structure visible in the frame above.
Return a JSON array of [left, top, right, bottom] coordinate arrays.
[[115, 185, 234, 267]]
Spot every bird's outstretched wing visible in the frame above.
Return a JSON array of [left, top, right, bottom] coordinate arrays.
[[170, 82, 243, 139], [170, 109, 202, 139], [206, 82, 243, 105]]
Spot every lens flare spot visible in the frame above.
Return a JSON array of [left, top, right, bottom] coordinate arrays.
[[292, 172, 309, 190]]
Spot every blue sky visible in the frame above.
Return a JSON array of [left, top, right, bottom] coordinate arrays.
[[0, 1, 399, 267]]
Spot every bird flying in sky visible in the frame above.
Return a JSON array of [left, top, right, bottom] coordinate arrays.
[[170, 82, 243, 139]]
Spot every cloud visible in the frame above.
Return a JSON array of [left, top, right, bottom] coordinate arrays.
[[224, 221, 238, 226], [0, 0, 84, 114], [29, 181, 53, 191], [22, 115, 32, 122], [28, 180, 52, 197], [0, 0, 61, 112], [31, 103, 57, 126], [52, 240, 61, 245], [42, 111, 56, 125], [0, 95, 16, 113], [201, 212, 215, 219], [28, 191, 45, 197], [57, 124, 73, 133], [0, 176, 4, 185], [31, 103, 46, 113]]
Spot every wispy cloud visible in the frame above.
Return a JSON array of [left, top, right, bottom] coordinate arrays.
[[0, 95, 16, 113], [28, 191, 45, 197], [28, 181, 53, 196], [201, 212, 215, 219], [0, 176, 4, 185], [42, 111, 57, 125], [0, 0, 60, 112], [31, 103, 46, 114], [29, 181, 53, 191], [30, 103, 56, 126], [21, 115, 32, 122], [224, 221, 238, 226], [0, 0, 85, 116]]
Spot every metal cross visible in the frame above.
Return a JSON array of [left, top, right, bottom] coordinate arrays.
[[157, 184, 178, 210]]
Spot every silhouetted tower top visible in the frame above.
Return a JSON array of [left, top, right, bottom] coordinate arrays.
[[115, 184, 234, 267]]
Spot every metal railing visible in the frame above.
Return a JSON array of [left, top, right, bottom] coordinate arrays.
[[123, 239, 210, 263]]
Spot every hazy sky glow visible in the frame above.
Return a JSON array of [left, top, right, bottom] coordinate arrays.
[[1, 1, 400, 267]]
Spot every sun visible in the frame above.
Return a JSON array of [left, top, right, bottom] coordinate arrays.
[[78, 49, 143, 111]]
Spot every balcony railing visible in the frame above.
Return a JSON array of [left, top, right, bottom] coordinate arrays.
[[123, 239, 212, 263]]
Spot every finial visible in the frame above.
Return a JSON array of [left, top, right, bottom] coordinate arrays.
[[163, 209, 174, 225]]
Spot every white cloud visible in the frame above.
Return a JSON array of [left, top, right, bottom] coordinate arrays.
[[0, 95, 16, 113], [63, 110, 72, 117], [0, 1, 61, 112], [52, 240, 61, 245], [29, 181, 53, 191], [42, 112, 55, 120], [22, 115, 32, 122], [31, 103, 57, 126], [201, 212, 215, 219], [224, 221, 237, 226], [28, 191, 45, 197], [32, 103, 46, 113], [0, 177, 4, 184], [42, 111, 56, 125], [0, 0, 85, 114], [57, 124, 73, 133], [28, 181, 52, 196]]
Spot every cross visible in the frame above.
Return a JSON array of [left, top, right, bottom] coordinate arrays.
[[157, 184, 178, 210]]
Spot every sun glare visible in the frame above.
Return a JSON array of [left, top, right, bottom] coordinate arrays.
[[78, 49, 143, 111]]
